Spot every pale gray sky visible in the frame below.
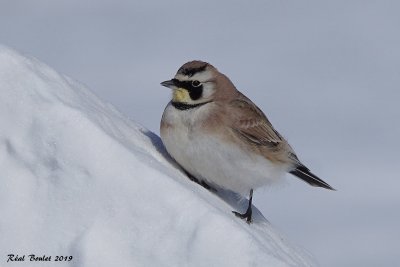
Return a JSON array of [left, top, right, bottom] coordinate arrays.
[[1, 1, 399, 266]]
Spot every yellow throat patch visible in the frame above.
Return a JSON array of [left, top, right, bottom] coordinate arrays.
[[172, 88, 190, 102]]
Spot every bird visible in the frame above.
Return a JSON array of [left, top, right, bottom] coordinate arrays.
[[160, 61, 334, 223]]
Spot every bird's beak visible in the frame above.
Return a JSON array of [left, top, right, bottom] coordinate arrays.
[[160, 79, 176, 89]]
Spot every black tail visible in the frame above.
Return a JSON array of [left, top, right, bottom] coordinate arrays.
[[290, 165, 335, 190]]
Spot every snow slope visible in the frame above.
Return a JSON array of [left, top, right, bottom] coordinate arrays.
[[0, 45, 314, 267]]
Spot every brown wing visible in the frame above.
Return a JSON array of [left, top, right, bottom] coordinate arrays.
[[226, 92, 298, 164], [227, 93, 335, 189], [229, 93, 284, 149]]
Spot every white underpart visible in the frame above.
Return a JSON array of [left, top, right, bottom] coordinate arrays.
[[161, 103, 288, 195]]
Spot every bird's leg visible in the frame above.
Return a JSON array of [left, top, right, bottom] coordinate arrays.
[[233, 189, 254, 223], [183, 169, 216, 192]]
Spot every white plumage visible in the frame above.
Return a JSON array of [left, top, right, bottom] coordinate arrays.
[[161, 103, 288, 195], [160, 60, 334, 222]]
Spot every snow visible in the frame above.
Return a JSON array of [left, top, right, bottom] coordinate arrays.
[[0, 45, 314, 267]]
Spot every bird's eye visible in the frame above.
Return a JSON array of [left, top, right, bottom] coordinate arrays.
[[192, 80, 201, 87]]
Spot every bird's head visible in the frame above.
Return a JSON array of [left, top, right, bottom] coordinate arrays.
[[161, 61, 236, 105]]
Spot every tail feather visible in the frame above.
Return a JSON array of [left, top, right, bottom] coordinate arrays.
[[290, 165, 335, 190]]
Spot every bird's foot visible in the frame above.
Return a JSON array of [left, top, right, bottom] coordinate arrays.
[[232, 189, 253, 224], [232, 207, 252, 223]]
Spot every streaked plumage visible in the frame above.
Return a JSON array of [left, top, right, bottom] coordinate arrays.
[[160, 61, 334, 222]]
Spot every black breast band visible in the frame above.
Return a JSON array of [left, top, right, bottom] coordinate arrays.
[[171, 101, 212, 110]]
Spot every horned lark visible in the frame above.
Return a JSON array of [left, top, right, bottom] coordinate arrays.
[[160, 61, 334, 223]]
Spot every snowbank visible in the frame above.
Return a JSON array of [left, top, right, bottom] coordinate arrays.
[[0, 45, 314, 267]]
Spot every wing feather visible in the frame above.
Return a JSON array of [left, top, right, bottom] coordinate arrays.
[[226, 92, 334, 189], [229, 93, 284, 149]]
